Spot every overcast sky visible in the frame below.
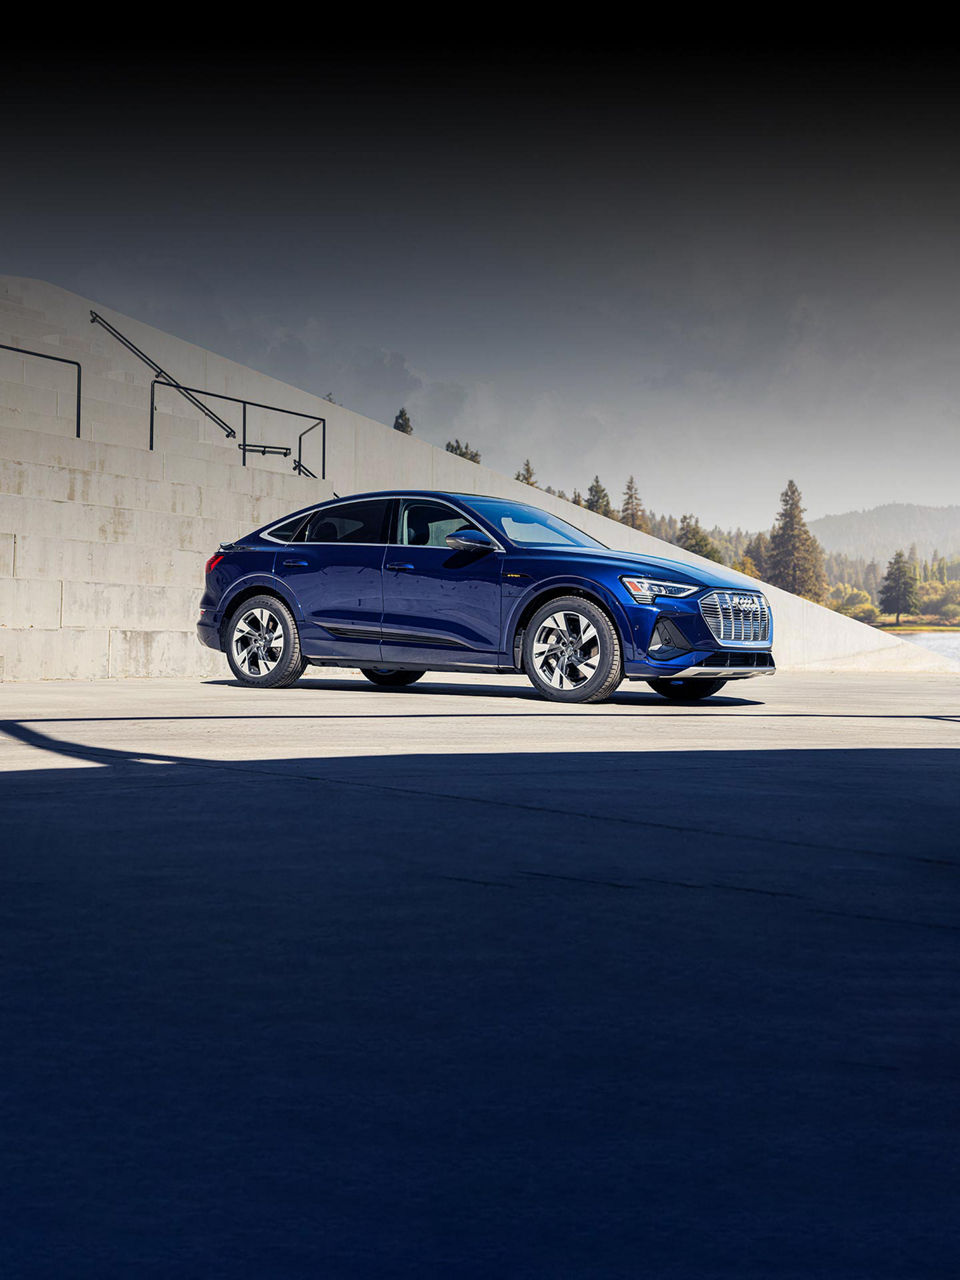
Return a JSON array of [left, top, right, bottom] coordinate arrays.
[[5, 37, 960, 528]]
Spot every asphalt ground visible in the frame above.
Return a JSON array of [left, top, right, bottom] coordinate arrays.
[[1, 671, 958, 1278]]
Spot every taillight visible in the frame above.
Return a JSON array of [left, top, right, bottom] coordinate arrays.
[[205, 554, 224, 575]]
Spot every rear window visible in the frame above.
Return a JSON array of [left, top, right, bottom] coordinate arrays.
[[299, 499, 391, 544]]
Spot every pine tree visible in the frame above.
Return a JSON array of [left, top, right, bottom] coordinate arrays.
[[445, 439, 481, 463], [393, 407, 413, 434], [515, 459, 537, 486], [766, 480, 827, 602], [585, 475, 613, 518], [879, 549, 919, 624], [677, 513, 723, 562], [620, 476, 649, 531], [571, 489, 584, 506], [743, 532, 770, 579]]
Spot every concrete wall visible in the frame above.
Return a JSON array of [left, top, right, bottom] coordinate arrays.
[[0, 275, 954, 680]]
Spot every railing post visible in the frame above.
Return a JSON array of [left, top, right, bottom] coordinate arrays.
[[241, 402, 247, 466], [75, 364, 82, 439], [149, 380, 156, 451]]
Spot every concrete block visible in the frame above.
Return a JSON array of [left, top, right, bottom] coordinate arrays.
[[0, 628, 111, 680], [13, 534, 205, 587], [108, 628, 222, 679], [0, 532, 12, 576], [0, 350, 25, 383], [163, 450, 254, 494], [0, 458, 206, 520], [62, 581, 198, 632], [0, 576, 62, 629], [0, 405, 79, 439], [0, 492, 226, 554], [0, 423, 164, 482], [0, 378, 60, 418]]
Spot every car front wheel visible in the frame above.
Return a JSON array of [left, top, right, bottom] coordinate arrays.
[[225, 595, 306, 688], [522, 596, 622, 703], [646, 677, 727, 701]]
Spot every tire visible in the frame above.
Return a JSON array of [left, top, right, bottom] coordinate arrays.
[[522, 595, 622, 703], [359, 668, 425, 687], [225, 595, 306, 688], [646, 677, 727, 701]]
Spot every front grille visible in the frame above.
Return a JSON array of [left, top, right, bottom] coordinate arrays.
[[699, 591, 771, 646]]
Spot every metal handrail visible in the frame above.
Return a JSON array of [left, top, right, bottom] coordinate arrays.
[[0, 342, 82, 438], [293, 419, 323, 480], [150, 379, 325, 477], [90, 311, 236, 440]]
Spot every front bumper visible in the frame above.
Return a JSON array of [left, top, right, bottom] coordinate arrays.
[[641, 663, 776, 680]]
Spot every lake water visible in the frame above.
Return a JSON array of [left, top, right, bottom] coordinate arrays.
[[899, 631, 960, 662]]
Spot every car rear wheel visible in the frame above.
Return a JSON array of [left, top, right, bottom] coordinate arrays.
[[360, 668, 425, 687], [225, 595, 306, 688], [522, 596, 622, 703], [646, 677, 727, 701]]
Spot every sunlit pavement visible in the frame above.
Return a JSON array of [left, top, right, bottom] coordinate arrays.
[[1, 672, 959, 1278]]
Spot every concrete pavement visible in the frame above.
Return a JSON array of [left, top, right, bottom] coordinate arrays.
[[1, 671, 958, 1277]]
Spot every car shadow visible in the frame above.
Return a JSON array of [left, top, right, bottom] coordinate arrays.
[[203, 675, 766, 708]]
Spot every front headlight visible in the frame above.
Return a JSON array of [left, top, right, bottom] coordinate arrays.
[[620, 576, 699, 604]]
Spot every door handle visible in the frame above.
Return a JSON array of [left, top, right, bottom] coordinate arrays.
[[386, 562, 414, 571], [282, 559, 309, 567]]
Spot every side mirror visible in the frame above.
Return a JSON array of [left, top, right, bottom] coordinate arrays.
[[445, 528, 495, 554]]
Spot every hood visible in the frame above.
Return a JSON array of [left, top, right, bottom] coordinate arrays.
[[524, 545, 761, 592]]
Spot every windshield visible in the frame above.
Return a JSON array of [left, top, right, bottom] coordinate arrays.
[[467, 497, 606, 549]]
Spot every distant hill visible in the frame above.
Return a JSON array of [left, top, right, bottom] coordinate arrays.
[[809, 504, 960, 563]]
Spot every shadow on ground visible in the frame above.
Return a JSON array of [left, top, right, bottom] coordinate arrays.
[[1, 719, 958, 1278]]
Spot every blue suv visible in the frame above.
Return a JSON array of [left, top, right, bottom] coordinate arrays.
[[198, 491, 774, 703]]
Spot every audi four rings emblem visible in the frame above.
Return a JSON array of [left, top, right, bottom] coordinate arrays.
[[733, 595, 760, 610]]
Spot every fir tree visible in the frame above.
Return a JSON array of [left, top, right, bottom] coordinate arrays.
[[585, 475, 613, 518], [766, 480, 827, 602], [445, 439, 481, 463], [621, 476, 649, 531], [571, 489, 584, 507], [515, 459, 537, 486], [392, 407, 413, 434], [677, 513, 723, 562], [879, 549, 919, 624], [743, 531, 770, 579]]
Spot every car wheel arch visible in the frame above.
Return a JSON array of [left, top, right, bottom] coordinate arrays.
[[508, 581, 627, 668], [218, 578, 302, 646]]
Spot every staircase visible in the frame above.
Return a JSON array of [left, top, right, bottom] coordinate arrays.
[[0, 278, 336, 679]]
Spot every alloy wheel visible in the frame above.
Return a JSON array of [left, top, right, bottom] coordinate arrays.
[[232, 607, 285, 678], [531, 610, 601, 691]]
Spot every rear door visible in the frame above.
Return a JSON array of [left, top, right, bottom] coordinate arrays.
[[380, 498, 505, 666], [276, 498, 391, 661]]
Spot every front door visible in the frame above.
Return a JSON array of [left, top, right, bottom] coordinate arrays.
[[277, 498, 391, 661], [380, 498, 504, 666]]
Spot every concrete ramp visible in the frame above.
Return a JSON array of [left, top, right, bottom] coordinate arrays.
[[0, 276, 954, 678]]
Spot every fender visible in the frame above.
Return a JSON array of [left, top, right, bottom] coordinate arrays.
[[503, 573, 638, 662], [218, 572, 305, 629]]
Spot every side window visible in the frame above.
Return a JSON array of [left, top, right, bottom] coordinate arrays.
[[267, 514, 309, 543], [302, 499, 391, 544], [400, 501, 477, 548]]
